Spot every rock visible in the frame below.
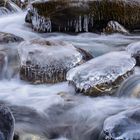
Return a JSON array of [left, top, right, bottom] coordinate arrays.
[[103, 21, 129, 35], [25, 0, 140, 33], [116, 74, 140, 98], [100, 107, 140, 140], [0, 0, 21, 15], [0, 105, 14, 140], [67, 51, 136, 96], [0, 32, 24, 44], [126, 41, 140, 66], [18, 38, 92, 83]]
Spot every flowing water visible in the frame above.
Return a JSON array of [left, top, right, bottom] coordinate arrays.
[[1, 11, 140, 140]]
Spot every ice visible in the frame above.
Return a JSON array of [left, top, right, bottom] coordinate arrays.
[[18, 39, 83, 69], [67, 51, 136, 91]]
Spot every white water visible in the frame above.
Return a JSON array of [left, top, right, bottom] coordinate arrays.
[[0, 12, 140, 140]]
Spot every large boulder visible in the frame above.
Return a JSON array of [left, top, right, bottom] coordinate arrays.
[[100, 107, 140, 140], [25, 0, 140, 33], [18, 38, 93, 83], [67, 51, 136, 96]]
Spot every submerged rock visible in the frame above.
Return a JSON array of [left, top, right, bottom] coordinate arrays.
[[0, 32, 24, 44], [103, 21, 129, 35], [0, 0, 21, 16], [18, 39, 92, 83], [126, 41, 140, 66], [100, 107, 140, 140], [25, 0, 140, 33], [117, 74, 140, 98], [67, 51, 135, 96], [0, 105, 14, 140]]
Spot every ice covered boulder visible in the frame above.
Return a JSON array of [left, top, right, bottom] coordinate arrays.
[[103, 21, 129, 35], [67, 51, 136, 96], [126, 41, 140, 66], [25, 0, 140, 33], [100, 107, 140, 140], [18, 38, 92, 83]]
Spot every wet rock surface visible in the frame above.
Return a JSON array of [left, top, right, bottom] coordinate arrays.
[[25, 0, 140, 33], [100, 107, 140, 140], [18, 38, 92, 83], [67, 51, 136, 96], [103, 21, 129, 35]]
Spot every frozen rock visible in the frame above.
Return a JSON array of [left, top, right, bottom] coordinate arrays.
[[25, 0, 140, 33], [67, 51, 136, 96], [18, 38, 92, 83], [103, 21, 129, 35], [100, 107, 140, 140], [126, 41, 140, 66]]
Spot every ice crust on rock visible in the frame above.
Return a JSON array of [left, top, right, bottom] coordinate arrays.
[[67, 51, 136, 93], [18, 38, 90, 83]]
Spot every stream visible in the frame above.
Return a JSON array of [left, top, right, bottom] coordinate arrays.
[[1, 11, 140, 140]]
